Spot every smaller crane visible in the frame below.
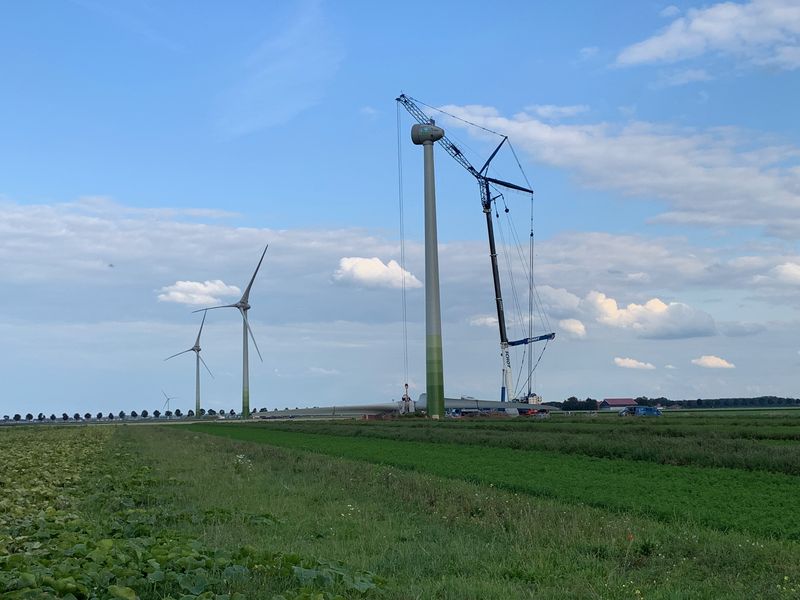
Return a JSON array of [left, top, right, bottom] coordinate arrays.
[[397, 94, 555, 402]]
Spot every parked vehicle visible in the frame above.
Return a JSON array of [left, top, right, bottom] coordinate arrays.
[[619, 406, 662, 417]]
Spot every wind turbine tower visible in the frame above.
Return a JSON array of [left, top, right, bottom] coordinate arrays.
[[196, 246, 268, 419], [165, 310, 213, 417], [411, 122, 445, 419]]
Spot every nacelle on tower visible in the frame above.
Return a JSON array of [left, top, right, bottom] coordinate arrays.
[[411, 122, 444, 145]]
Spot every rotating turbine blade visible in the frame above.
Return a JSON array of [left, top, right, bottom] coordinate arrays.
[[194, 310, 207, 346], [164, 348, 193, 361], [241, 245, 269, 304], [192, 303, 236, 314], [239, 308, 263, 362], [199, 354, 214, 378]]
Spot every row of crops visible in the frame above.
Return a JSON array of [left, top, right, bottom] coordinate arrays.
[[252, 415, 800, 475], [0, 426, 382, 599], [187, 420, 800, 540]]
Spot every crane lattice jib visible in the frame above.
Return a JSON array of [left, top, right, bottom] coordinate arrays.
[[396, 95, 533, 200], [396, 94, 481, 179]]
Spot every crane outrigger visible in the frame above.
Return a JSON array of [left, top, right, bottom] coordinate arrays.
[[397, 94, 555, 403]]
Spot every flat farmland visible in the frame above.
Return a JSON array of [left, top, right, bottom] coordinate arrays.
[[4, 414, 800, 599]]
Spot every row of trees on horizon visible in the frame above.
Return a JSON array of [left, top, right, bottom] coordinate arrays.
[[0, 407, 262, 423], [554, 395, 800, 411]]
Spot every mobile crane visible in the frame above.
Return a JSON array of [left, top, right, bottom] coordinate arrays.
[[397, 94, 555, 402]]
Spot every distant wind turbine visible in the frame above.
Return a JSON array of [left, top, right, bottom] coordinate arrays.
[[164, 310, 213, 417], [195, 245, 268, 419], [161, 390, 178, 414]]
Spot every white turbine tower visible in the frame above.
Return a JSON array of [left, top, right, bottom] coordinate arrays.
[[196, 245, 268, 419], [164, 310, 213, 418]]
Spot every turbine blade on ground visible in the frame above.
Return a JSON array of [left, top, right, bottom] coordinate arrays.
[[241, 245, 269, 304], [198, 354, 214, 378], [164, 348, 193, 361]]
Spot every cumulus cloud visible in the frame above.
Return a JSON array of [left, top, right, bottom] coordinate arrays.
[[614, 357, 656, 370], [332, 257, 421, 290], [308, 366, 340, 376], [559, 318, 586, 338], [654, 68, 712, 87], [660, 5, 680, 18], [536, 285, 582, 317], [769, 262, 800, 284], [751, 261, 800, 289], [617, 0, 800, 70], [691, 355, 736, 368], [718, 321, 765, 337], [581, 291, 716, 339], [439, 105, 800, 237], [526, 104, 589, 119], [157, 280, 241, 305], [469, 315, 498, 327]]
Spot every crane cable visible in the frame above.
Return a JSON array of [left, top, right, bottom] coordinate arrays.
[[396, 103, 410, 390]]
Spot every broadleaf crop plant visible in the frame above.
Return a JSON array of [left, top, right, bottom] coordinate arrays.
[[0, 426, 382, 599]]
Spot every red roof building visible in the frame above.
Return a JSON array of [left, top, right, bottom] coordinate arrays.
[[600, 398, 638, 409]]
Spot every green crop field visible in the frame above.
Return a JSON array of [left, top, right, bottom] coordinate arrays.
[[4, 414, 800, 599]]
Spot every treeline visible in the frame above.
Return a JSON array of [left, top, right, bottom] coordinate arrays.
[[551, 396, 800, 411], [0, 407, 258, 424]]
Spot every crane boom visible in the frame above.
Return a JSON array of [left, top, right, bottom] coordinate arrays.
[[397, 94, 554, 403]]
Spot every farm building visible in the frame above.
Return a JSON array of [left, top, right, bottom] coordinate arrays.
[[600, 398, 638, 410]]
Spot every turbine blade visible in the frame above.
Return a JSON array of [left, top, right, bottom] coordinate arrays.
[[192, 304, 236, 314], [241, 245, 269, 304], [195, 310, 207, 346], [240, 308, 263, 362], [199, 354, 214, 378], [162, 390, 169, 401], [164, 348, 193, 361]]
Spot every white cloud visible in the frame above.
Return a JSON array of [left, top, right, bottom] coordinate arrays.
[[559, 318, 586, 338], [332, 257, 422, 290], [718, 321, 765, 337], [157, 280, 241, 305], [469, 315, 498, 327], [654, 68, 712, 87], [660, 5, 681, 18], [579, 46, 599, 59], [614, 357, 656, 370], [770, 262, 800, 284], [626, 272, 650, 282], [691, 355, 736, 368], [536, 285, 582, 317], [217, 2, 344, 134], [617, 0, 800, 70], [581, 291, 716, 339], [665, 364, 677, 369], [439, 104, 800, 237], [308, 366, 340, 376], [751, 261, 800, 288], [525, 104, 589, 119]]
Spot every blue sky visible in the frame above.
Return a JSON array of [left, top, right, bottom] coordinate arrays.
[[1, 0, 799, 416]]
